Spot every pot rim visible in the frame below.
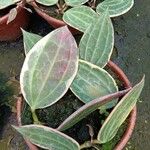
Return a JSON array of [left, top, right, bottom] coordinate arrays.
[[16, 60, 136, 150]]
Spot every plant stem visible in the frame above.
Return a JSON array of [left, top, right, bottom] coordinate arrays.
[[31, 110, 41, 124], [80, 140, 100, 149]]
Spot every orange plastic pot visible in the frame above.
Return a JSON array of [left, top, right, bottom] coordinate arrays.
[[16, 61, 136, 150], [0, 5, 30, 41], [30, 1, 81, 35]]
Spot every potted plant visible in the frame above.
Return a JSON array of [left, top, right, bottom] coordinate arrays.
[[28, 0, 134, 34], [0, 0, 30, 41], [13, 12, 144, 150]]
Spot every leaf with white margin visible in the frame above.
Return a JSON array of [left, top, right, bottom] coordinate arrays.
[[13, 125, 80, 150], [98, 76, 144, 143], [79, 10, 114, 68], [63, 6, 99, 32], [20, 26, 78, 111], [96, 0, 134, 17], [7, 8, 17, 24], [0, 0, 20, 10], [35, 0, 58, 6], [71, 60, 118, 108], [22, 29, 42, 55], [64, 0, 89, 7], [57, 88, 130, 131]]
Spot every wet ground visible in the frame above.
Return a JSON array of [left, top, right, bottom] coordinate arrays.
[[0, 0, 150, 149]]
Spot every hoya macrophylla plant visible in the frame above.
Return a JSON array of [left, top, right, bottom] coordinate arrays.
[[20, 26, 78, 111], [13, 125, 80, 150], [70, 60, 118, 108], [98, 76, 145, 143], [22, 29, 42, 55], [79, 10, 114, 68], [96, 0, 134, 17]]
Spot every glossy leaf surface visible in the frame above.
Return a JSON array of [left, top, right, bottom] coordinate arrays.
[[96, 0, 134, 17], [64, 0, 89, 7], [98, 77, 144, 143], [57, 89, 130, 131], [0, 0, 20, 9], [22, 30, 42, 55], [63, 6, 98, 32], [79, 10, 114, 68], [35, 0, 58, 6], [20, 26, 78, 111], [14, 125, 80, 150], [71, 60, 118, 108]]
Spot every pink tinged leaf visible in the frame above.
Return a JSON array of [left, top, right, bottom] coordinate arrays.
[[20, 26, 79, 110]]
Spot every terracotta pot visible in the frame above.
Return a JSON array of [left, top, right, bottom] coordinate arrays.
[[30, 1, 81, 35], [0, 5, 30, 41], [16, 60, 136, 150]]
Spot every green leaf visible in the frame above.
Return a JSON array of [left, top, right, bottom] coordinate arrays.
[[22, 30, 42, 55], [64, 0, 89, 7], [0, 0, 20, 10], [20, 26, 78, 111], [79, 10, 114, 68], [63, 6, 98, 32], [71, 60, 118, 108], [57, 88, 130, 131], [96, 0, 134, 17], [7, 8, 17, 24], [98, 76, 145, 143], [35, 0, 58, 6], [13, 125, 80, 150]]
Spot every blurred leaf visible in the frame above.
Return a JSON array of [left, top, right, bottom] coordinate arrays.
[[35, 0, 58, 6], [64, 0, 88, 7], [96, 0, 134, 17], [7, 8, 17, 24], [63, 6, 98, 32], [0, 0, 20, 10]]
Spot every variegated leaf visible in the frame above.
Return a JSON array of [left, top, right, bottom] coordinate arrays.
[[20, 26, 78, 111], [35, 0, 58, 6], [57, 89, 130, 131], [63, 6, 98, 32], [13, 125, 80, 150], [64, 0, 89, 7], [96, 0, 134, 17], [79, 10, 114, 68], [98, 76, 144, 143], [0, 0, 20, 10], [71, 60, 118, 108], [22, 30, 42, 55], [7, 8, 17, 24]]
